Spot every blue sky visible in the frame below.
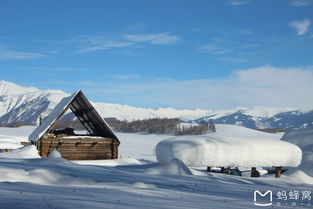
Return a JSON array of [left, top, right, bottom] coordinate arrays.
[[1, 0, 313, 109]]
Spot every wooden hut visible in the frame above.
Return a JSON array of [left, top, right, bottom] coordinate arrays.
[[28, 90, 120, 160]]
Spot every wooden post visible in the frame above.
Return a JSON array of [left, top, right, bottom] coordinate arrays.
[[207, 166, 211, 172], [227, 167, 231, 174], [275, 167, 282, 178], [251, 167, 257, 177], [39, 115, 42, 126]]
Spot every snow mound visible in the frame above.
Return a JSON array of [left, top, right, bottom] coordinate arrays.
[[0, 126, 35, 143], [73, 158, 141, 166], [281, 129, 313, 176], [133, 182, 156, 189], [146, 158, 192, 175], [156, 134, 302, 167], [283, 170, 313, 185], [47, 150, 62, 159], [0, 126, 36, 150], [0, 136, 23, 149], [0, 167, 94, 185], [0, 145, 40, 159]]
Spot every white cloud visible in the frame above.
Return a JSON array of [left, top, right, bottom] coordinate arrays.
[[198, 39, 257, 63], [0, 49, 45, 60], [77, 41, 134, 53], [123, 33, 181, 45], [199, 43, 220, 53], [218, 56, 247, 63], [61, 33, 181, 53], [21, 67, 87, 72], [199, 39, 232, 54], [290, 0, 312, 6], [103, 74, 140, 80], [229, 0, 251, 6], [199, 38, 258, 54], [289, 19, 311, 36], [78, 66, 313, 110], [62, 35, 134, 53]]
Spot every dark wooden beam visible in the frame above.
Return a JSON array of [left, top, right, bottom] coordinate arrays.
[[251, 167, 256, 177], [227, 167, 231, 174], [275, 166, 282, 178]]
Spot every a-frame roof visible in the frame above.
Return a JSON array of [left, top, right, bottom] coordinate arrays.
[[29, 90, 119, 143]]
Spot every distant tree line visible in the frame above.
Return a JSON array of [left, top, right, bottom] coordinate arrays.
[[106, 118, 216, 135], [257, 128, 285, 133], [0, 121, 34, 127], [106, 118, 182, 134], [175, 123, 209, 135]]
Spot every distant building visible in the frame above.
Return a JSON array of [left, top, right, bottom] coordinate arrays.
[[28, 91, 120, 160]]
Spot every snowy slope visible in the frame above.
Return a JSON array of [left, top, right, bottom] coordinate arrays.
[[0, 154, 312, 209], [1, 80, 313, 130], [0, 126, 35, 149], [194, 109, 313, 129], [0, 80, 39, 95], [93, 102, 209, 121], [0, 81, 68, 125]]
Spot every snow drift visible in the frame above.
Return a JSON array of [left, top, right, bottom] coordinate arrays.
[[73, 158, 142, 166], [156, 125, 302, 167], [282, 129, 313, 176], [145, 158, 193, 175], [0, 126, 35, 149], [0, 136, 23, 150], [0, 145, 40, 159]]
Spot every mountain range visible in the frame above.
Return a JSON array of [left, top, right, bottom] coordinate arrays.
[[0, 80, 312, 130]]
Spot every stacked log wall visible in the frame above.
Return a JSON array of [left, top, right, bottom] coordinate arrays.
[[39, 137, 118, 160]]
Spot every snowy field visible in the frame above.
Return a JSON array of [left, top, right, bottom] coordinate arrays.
[[0, 125, 313, 208]]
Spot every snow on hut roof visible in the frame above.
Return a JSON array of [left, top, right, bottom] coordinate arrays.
[[156, 124, 302, 167], [28, 91, 79, 142], [29, 90, 119, 143]]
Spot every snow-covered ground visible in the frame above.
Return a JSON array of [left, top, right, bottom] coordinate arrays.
[[0, 125, 313, 208], [0, 126, 34, 150]]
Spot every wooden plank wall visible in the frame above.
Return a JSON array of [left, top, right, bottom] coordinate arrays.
[[39, 137, 118, 160]]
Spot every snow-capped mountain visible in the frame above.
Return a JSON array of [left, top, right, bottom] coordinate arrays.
[[193, 110, 313, 130], [0, 81, 67, 125], [0, 80, 211, 125], [0, 80, 312, 129]]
